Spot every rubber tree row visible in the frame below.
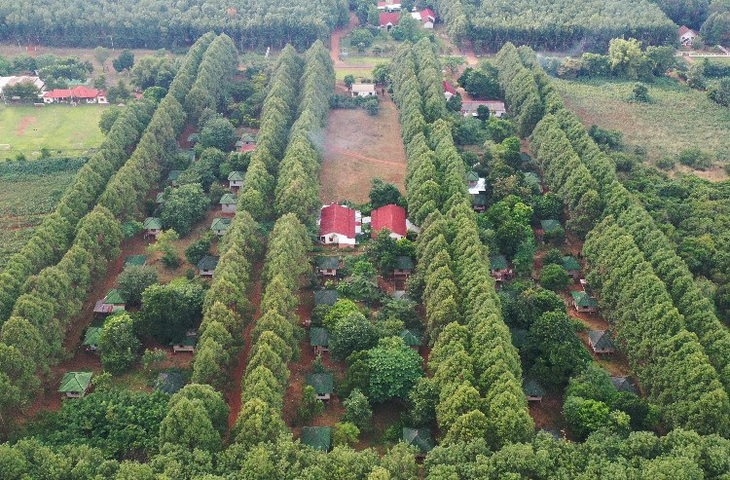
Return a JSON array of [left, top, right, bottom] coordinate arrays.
[[391, 39, 533, 448], [0, 99, 156, 322], [0, 34, 218, 424]]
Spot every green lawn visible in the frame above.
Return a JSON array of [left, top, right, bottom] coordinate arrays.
[[0, 104, 106, 159], [335, 67, 377, 81], [554, 77, 730, 164]]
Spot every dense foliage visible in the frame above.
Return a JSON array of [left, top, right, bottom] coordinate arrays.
[[0, 0, 349, 49]]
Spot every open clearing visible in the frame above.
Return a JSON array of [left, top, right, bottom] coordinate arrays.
[[0, 105, 106, 158], [320, 94, 407, 204], [0, 164, 80, 270], [554, 77, 730, 176]]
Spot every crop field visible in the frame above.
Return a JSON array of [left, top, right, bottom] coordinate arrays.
[[0, 105, 106, 159], [554, 77, 730, 168], [0, 158, 84, 270]]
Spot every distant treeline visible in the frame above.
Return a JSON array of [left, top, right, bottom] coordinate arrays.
[[0, 0, 349, 49]]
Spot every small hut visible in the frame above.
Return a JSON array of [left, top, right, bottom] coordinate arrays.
[[59, 372, 93, 398]]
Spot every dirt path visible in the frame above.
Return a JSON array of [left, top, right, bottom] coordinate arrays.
[[320, 93, 408, 204], [225, 263, 264, 431], [330, 13, 360, 67]]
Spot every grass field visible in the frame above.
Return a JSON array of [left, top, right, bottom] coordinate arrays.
[[554, 77, 730, 175], [0, 105, 106, 159], [0, 159, 83, 270]]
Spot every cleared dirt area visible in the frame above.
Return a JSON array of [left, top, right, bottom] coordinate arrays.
[[320, 94, 408, 204]]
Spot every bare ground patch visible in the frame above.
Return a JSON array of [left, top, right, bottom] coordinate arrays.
[[320, 95, 407, 204]]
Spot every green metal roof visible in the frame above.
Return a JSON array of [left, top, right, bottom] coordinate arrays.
[[228, 171, 244, 181], [124, 255, 147, 267], [395, 255, 415, 271], [524, 378, 546, 397], [314, 290, 339, 306], [104, 289, 125, 305], [540, 219, 562, 232], [156, 192, 166, 203], [589, 330, 615, 350], [402, 427, 435, 453], [144, 217, 162, 230], [400, 329, 422, 347], [466, 170, 479, 182], [59, 371, 93, 394], [611, 376, 639, 395], [83, 326, 102, 347], [524, 171, 540, 187], [490, 254, 508, 271], [301, 426, 332, 451], [561, 256, 581, 272], [197, 255, 219, 271], [472, 194, 488, 206], [220, 193, 237, 204], [155, 371, 187, 394], [317, 257, 340, 270], [572, 291, 598, 308], [310, 327, 330, 347], [306, 373, 334, 395], [170, 336, 197, 347], [211, 217, 232, 232], [240, 133, 257, 143]]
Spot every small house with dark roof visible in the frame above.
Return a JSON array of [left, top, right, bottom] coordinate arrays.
[[306, 372, 334, 400], [588, 330, 615, 354], [301, 426, 332, 451], [220, 193, 237, 213], [466, 170, 480, 188], [400, 329, 423, 351], [524, 172, 542, 193], [611, 376, 639, 395], [524, 378, 546, 402], [403, 427, 435, 456], [537, 219, 563, 243], [124, 255, 147, 268], [197, 255, 219, 277], [572, 290, 598, 314], [83, 326, 102, 352], [166, 170, 182, 187], [472, 193, 487, 213], [211, 217, 231, 236], [236, 133, 257, 151], [155, 371, 186, 394], [171, 336, 196, 353], [394, 255, 415, 277], [228, 171, 244, 190], [59, 371, 93, 398], [143, 217, 162, 239], [94, 289, 126, 315], [562, 256, 582, 280], [490, 255, 511, 282], [156, 191, 166, 204], [314, 289, 339, 307], [371, 204, 408, 240], [316, 257, 340, 277], [310, 327, 330, 355]]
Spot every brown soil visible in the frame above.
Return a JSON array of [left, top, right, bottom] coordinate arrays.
[[529, 393, 569, 435], [330, 13, 360, 67], [320, 94, 408, 204], [16, 116, 38, 136]]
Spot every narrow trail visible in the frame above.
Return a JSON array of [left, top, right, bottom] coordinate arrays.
[[330, 12, 359, 67], [225, 261, 265, 431], [325, 144, 406, 167]]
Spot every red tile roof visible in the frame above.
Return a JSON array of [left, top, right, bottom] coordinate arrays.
[[679, 25, 693, 36], [380, 12, 401, 26], [43, 86, 105, 99], [320, 204, 356, 238], [443, 81, 457, 95], [371, 204, 407, 237], [239, 144, 257, 153], [420, 8, 436, 21]]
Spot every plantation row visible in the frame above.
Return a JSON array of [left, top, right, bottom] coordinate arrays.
[[496, 42, 730, 436], [432, 0, 676, 51], [0, 32, 228, 423], [0, 101, 155, 321], [0, 0, 349, 49], [391, 39, 533, 448], [190, 43, 305, 391]]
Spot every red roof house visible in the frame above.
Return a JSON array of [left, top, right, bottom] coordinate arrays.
[[420, 8, 436, 21], [679, 25, 698, 46], [42, 86, 108, 104], [319, 204, 359, 246], [443, 81, 457, 99], [371, 204, 407, 239], [380, 12, 401, 28]]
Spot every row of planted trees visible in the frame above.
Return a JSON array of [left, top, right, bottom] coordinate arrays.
[[390, 38, 534, 448], [496, 42, 730, 436], [0, 99, 155, 322], [0, 32, 225, 429]]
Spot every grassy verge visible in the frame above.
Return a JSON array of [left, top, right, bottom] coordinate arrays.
[[0, 104, 106, 159], [554, 77, 730, 166]]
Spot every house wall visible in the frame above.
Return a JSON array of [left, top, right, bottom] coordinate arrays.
[[320, 232, 356, 246], [229, 180, 243, 188]]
